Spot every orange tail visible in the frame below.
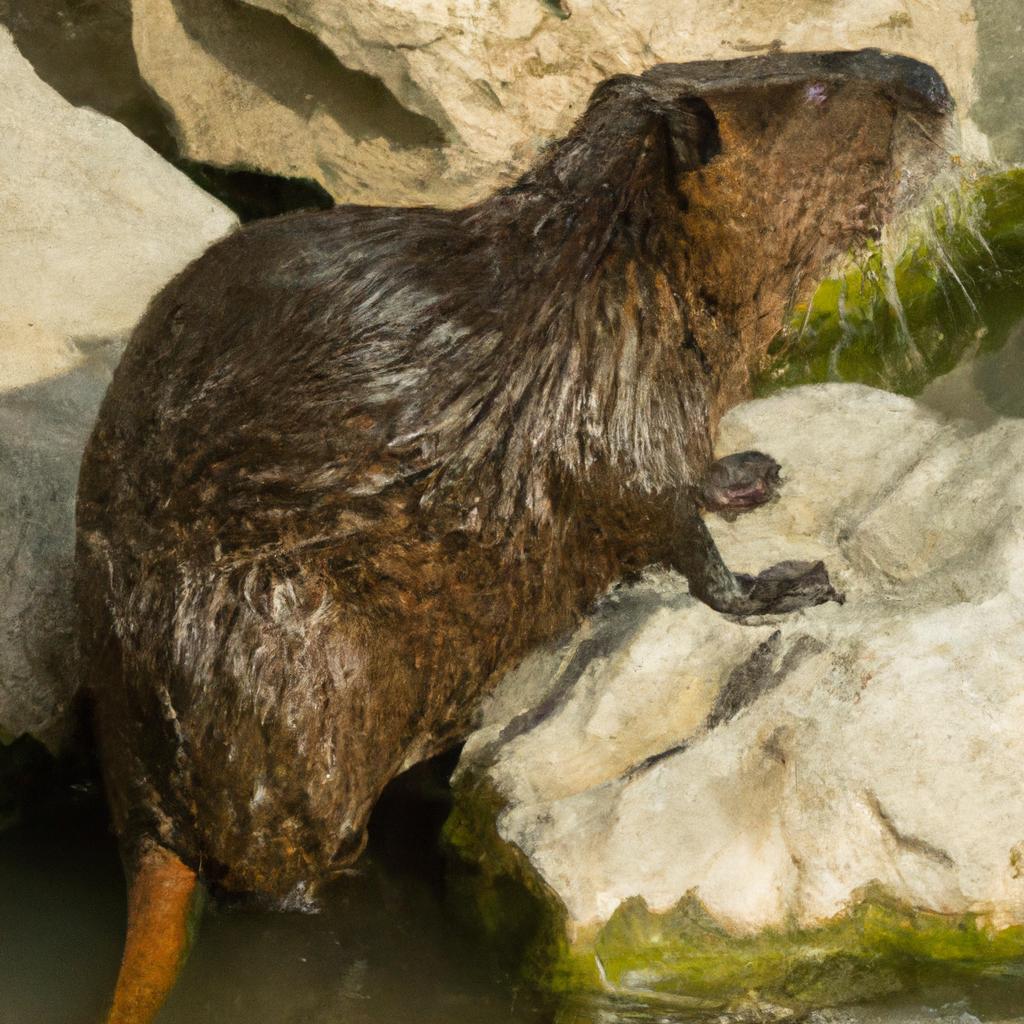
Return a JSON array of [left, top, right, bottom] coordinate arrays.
[[106, 844, 203, 1024]]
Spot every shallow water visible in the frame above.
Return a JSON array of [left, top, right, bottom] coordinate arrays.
[[4, 768, 1024, 1024], [921, 307, 1024, 424], [0, 764, 552, 1024]]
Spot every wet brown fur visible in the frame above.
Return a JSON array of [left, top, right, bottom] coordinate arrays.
[[76, 52, 952, 902]]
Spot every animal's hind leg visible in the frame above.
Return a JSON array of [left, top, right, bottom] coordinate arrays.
[[106, 843, 203, 1024]]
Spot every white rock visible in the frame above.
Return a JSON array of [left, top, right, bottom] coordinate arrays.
[[130, 0, 987, 209], [458, 383, 1024, 946], [0, 28, 236, 746]]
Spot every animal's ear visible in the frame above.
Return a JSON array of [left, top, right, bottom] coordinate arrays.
[[659, 96, 721, 172], [588, 76, 721, 172], [589, 77, 724, 169], [540, 76, 720, 195]]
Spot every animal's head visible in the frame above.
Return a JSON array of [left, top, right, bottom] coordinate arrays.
[[528, 50, 955, 413]]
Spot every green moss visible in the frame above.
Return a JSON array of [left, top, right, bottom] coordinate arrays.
[[442, 772, 597, 991], [757, 168, 1024, 397], [445, 782, 1024, 1012], [589, 886, 1024, 1009]]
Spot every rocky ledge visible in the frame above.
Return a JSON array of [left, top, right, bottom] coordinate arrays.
[[447, 382, 1024, 1013]]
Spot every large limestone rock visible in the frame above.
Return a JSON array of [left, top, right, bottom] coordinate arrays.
[[131, 0, 986, 209], [0, 27, 236, 747], [450, 382, 1024, 1011]]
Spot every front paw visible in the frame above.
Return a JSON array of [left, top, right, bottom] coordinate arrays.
[[700, 451, 782, 517], [735, 559, 845, 614]]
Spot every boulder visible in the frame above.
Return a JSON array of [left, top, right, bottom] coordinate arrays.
[[130, 0, 987, 209], [0, 27, 236, 748], [449, 382, 1024, 1011]]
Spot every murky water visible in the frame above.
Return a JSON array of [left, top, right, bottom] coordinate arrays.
[[921, 306, 1024, 424], [4, 756, 1024, 1024], [0, 761, 552, 1024]]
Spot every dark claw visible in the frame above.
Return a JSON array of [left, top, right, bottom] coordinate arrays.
[[734, 559, 845, 614], [701, 451, 782, 517]]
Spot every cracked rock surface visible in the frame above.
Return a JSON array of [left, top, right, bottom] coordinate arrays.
[[456, 382, 1024, 940]]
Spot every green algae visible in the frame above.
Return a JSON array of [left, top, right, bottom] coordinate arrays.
[[589, 886, 1024, 1009], [442, 772, 585, 990], [757, 168, 1024, 398], [444, 779, 1024, 1013]]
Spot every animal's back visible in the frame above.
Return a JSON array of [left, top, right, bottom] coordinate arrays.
[[76, 203, 551, 897], [81, 203, 493, 559]]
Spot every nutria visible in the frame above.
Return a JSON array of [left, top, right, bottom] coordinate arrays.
[[75, 50, 952, 1022]]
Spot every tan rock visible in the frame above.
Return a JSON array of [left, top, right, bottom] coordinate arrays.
[[458, 383, 1024, 948], [131, 0, 985, 209]]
